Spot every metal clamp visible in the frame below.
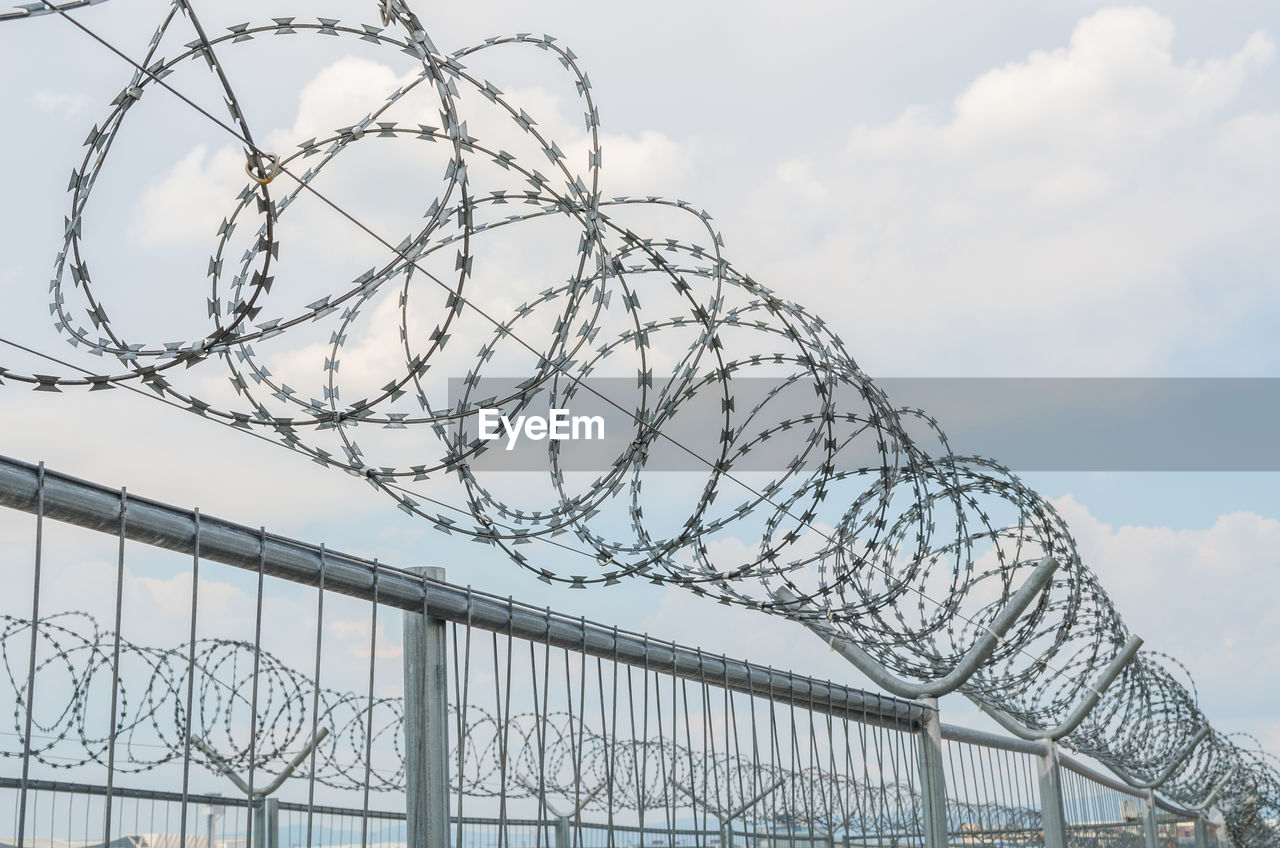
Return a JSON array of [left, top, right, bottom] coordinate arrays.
[[245, 153, 280, 185]]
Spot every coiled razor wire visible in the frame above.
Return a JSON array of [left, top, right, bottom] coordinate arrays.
[[0, 613, 1225, 838], [1, 612, 932, 833], [0, 1, 1277, 845]]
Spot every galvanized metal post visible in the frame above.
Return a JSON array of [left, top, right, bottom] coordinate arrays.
[[264, 797, 278, 848], [1037, 741, 1069, 848], [554, 815, 571, 848], [1194, 817, 1209, 848], [251, 797, 278, 848], [916, 698, 950, 848], [403, 566, 450, 848], [1142, 790, 1160, 848]]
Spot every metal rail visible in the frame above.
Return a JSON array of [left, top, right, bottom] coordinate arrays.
[[0, 453, 922, 731]]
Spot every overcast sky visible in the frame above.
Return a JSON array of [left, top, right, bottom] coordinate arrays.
[[1, 0, 1279, 779]]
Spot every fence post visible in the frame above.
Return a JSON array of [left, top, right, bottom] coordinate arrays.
[[554, 815, 571, 848], [1142, 790, 1160, 848], [403, 566, 450, 848], [265, 797, 279, 848], [916, 698, 950, 848], [1194, 817, 1209, 848], [251, 797, 278, 848], [1037, 741, 1068, 848]]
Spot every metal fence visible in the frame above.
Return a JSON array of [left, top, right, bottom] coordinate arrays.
[[0, 455, 1229, 848]]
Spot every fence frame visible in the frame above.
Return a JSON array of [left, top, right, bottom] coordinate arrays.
[[0, 453, 1228, 848]]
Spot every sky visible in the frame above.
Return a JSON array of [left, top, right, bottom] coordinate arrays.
[[1, 0, 1279, 795]]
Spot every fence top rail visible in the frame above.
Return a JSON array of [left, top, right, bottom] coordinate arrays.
[[1057, 750, 1148, 799], [0, 453, 923, 731], [940, 722, 1049, 756], [0, 775, 237, 809]]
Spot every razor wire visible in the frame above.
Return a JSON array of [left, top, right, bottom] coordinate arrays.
[[0, 615, 1150, 839], [0, 1, 1277, 845], [0, 611, 929, 833]]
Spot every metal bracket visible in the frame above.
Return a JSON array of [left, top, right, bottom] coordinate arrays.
[[674, 775, 787, 823], [674, 777, 787, 848], [773, 556, 1058, 699], [977, 634, 1143, 741], [1108, 725, 1212, 790], [193, 727, 330, 797], [1190, 763, 1237, 812], [515, 774, 608, 820]]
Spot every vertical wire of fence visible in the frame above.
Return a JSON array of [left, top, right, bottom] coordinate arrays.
[[1060, 762, 1148, 848], [941, 737, 1042, 848], [424, 588, 929, 847]]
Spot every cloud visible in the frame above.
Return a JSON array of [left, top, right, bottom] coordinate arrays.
[[1219, 112, 1280, 170], [268, 56, 406, 146], [925, 8, 1271, 150], [598, 128, 692, 197], [128, 56, 417, 252], [32, 89, 89, 118], [1047, 495, 1280, 734], [131, 144, 246, 247], [738, 7, 1280, 376], [329, 617, 404, 661]]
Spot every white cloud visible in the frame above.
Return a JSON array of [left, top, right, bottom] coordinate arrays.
[[599, 128, 692, 197], [117, 48, 700, 480], [268, 56, 405, 146], [131, 144, 245, 247], [329, 617, 404, 661], [1050, 494, 1280, 727], [1219, 111, 1280, 169], [32, 89, 89, 117], [128, 56, 416, 252], [931, 9, 1271, 149], [738, 7, 1280, 376]]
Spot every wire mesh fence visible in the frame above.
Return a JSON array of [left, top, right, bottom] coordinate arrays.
[[0, 455, 1228, 848], [941, 738, 1042, 847], [1060, 764, 1146, 848]]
